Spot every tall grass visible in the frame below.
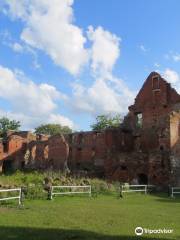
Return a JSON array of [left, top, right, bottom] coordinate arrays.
[[0, 171, 119, 199]]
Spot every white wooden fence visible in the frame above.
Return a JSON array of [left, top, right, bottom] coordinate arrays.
[[0, 188, 22, 205], [120, 184, 156, 197], [171, 187, 180, 197], [50, 185, 91, 200], [120, 184, 154, 196]]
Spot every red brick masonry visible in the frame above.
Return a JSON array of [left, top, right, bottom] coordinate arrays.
[[1, 72, 180, 186]]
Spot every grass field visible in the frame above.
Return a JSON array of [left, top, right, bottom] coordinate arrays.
[[0, 193, 179, 240]]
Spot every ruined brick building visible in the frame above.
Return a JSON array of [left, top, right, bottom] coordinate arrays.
[[0, 72, 180, 187]]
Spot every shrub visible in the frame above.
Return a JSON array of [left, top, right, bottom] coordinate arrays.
[[0, 171, 119, 199]]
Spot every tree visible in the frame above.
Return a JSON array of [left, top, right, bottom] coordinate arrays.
[[0, 117, 21, 138], [35, 124, 72, 136], [91, 114, 122, 131]]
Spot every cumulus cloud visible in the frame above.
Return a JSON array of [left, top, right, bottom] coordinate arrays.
[[0, 66, 58, 115], [48, 114, 74, 129], [1, 0, 135, 124], [71, 75, 135, 116], [71, 26, 133, 116], [163, 68, 180, 93], [163, 68, 179, 84], [2, 2, 120, 77], [87, 26, 120, 75], [0, 65, 74, 129], [3, 0, 89, 75]]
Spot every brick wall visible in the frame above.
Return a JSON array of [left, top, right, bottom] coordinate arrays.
[[0, 72, 180, 187]]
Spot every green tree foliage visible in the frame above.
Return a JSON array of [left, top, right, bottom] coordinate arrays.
[[35, 124, 72, 136], [0, 117, 21, 138], [91, 114, 122, 131]]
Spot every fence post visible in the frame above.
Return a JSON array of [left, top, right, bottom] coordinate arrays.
[[145, 185, 147, 194], [89, 185, 91, 197], [50, 186, 53, 200], [171, 188, 174, 198], [19, 188, 22, 205], [119, 184, 123, 198]]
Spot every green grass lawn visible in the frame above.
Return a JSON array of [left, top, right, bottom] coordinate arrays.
[[0, 193, 179, 240]]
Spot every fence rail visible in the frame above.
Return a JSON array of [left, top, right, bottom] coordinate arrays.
[[171, 187, 180, 198], [50, 185, 91, 200], [120, 184, 155, 196], [0, 188, 22, 205]]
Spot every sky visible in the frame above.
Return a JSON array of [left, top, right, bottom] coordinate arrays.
[[0, 0, 180, 131]]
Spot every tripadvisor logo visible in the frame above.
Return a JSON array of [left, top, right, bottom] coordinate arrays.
[[135, 227, 143, 236], [135, 226, 173, 236]]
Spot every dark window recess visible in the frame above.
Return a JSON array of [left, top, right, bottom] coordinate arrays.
[[121, 165, 127, 170], [138, 173, 148, 184], [3, 141, 8, 153], [49, 159, 54, 167], [83, 167, 89, 171], [2, 160, 13, 173], [160, 145, 164, 151], [152, 76, 160, 90], [21, 161, 25, 169]]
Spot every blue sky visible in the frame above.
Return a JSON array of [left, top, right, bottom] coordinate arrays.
[[0, 0, 180, 131]]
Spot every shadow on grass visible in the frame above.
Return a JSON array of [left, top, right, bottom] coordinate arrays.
[[0, 226, 177, 240], [150, 193, 180, 203]]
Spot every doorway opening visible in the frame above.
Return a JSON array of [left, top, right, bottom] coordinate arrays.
[[138, 173, 148, 184], [2, 160, 14, 173]]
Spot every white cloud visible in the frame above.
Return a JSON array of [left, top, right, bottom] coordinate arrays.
[[87, 26, 120, 75], [0, 65, 74, 129], [48, 114, 74, 129], [0, 66, 58, 115], [1, 0, 135, 125], [163, 68, 180, 93], [172, 54, 180, 62], [0, 30, 41, 69], [12, 42, 24, 52], [0, 109, 36, 130], [71, 75, 135, 116], [3, 0, 89, 75], [154, 63, 160, 68], [70, 26, 133, 117], [139, 44, 148, 52], [164, 52, 180, 62], [163, 68, 179, 84], [2, 3, 120, 76]]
